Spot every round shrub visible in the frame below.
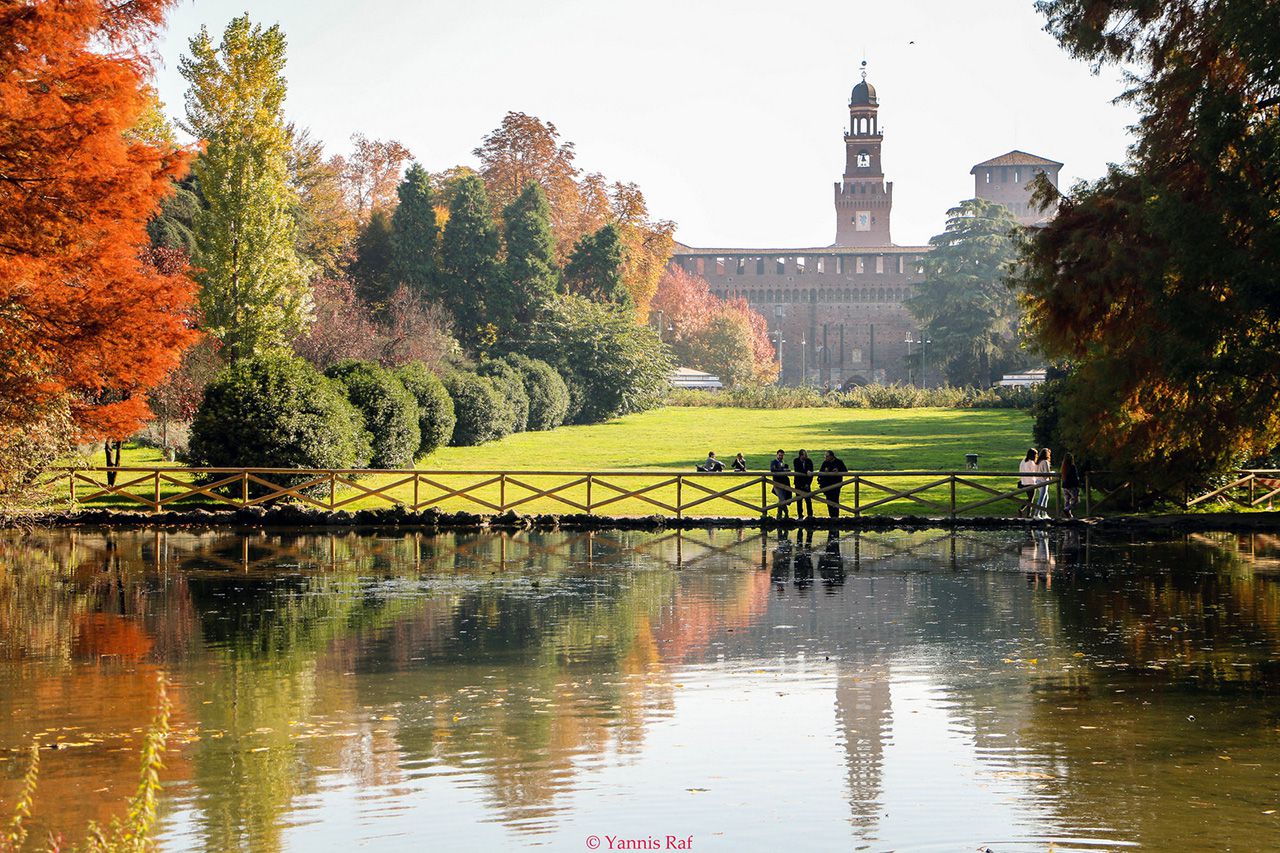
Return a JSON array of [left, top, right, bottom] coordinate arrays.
[[396, 362, 456, 457], [478, 359, 529, 434], [189, 353, 371, 470], [504, 353, 569, 431], [442, 371, 509, 445], [325, 360, 420, 468]]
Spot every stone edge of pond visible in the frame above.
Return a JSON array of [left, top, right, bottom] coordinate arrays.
[[5, 506, 1280, 533]]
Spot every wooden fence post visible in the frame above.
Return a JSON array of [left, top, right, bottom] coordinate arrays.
[[854, 476, 861, 518], [587, 475, 594, 514], [676, 476, 683, 519], [329, 472, 336, 509], [153, 471, 161, 511], [950, 474, 957, 519], [500, 473, 507, 512], [760, 475, 768, 522], [241, 471, 249, 506], [69, 471, 76, 504], [413, 474, 420, 510]]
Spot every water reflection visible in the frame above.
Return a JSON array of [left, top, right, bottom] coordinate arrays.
[[0, 527, 1278, 851]]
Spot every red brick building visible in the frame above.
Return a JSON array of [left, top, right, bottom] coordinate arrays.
[[669, 66, 1060, 387], [971, 150, 1063, 225]]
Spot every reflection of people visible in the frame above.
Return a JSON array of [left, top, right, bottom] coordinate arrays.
[[818, 530, 845, 592], [794, 528, 814, 590], [770, 449, 792, 519], [771, 529, 792, 585], [818, 451, 848, 517], [793, 450, 815, 519], [1020, 529, 1056, 586]]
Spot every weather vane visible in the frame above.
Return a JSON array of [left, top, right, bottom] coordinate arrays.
[[860, 59, 868, 81]]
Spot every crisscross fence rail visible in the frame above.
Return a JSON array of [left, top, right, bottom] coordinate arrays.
[[37, 467, 1069, 519]]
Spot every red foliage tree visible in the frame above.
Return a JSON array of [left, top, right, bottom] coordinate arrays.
[[652, 266, 777, 384], [0, 0, 196, 450]]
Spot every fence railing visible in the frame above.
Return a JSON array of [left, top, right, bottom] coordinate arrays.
[[40, 467, 1067, 519]]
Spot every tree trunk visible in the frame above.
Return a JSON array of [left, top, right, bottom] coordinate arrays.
[[104, 440, 122, 486]]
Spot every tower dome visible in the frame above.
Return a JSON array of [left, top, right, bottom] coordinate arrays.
[[850, 79, 877, 106]]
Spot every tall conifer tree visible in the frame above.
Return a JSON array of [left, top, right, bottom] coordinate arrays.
[[391, 163, 438, 298], [438, 174, 501, 350], [565, 223, 629, 308], [502, 182, 561, 325], [181, 15, 311, 358], [349, 209, 397, 309]]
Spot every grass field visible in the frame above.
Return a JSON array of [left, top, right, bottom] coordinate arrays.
[[56, 407, 1038, 517]]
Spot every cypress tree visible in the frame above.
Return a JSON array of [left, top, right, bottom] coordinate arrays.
[[391, 163, 438, 298], [565, 223, 630, 309], [349, 209, 397, 310], [438, 174, 502, 350], [501, 181, 561, 325]]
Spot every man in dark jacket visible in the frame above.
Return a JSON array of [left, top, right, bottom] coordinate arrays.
[[818, 450, 849, 517], [793, 449, 815, 519], [769, 449, 791, 519]]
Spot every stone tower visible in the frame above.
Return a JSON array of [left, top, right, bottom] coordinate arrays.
[[834, 62, 893, 247]]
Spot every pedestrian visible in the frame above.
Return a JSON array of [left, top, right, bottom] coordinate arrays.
[[1017, 448, 1038, 518], [732, 453, 748, 472], [1035, 447, 1053, 518], [770, 449, 791, 519], [793, 449, 815, 519], [698, 451, 724, 472], [818, 450, 848, 517], [1061, 451, 1081, 519]]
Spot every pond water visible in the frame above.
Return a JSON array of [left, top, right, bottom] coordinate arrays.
[[0, 526, 1278, 852]]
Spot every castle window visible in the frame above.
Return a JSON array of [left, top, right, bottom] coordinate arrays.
[[737, 257, 747, 275], [795, 256, 806, 274], [875, 256, 884, 274], [715, 257, 726, 275], [756, 257, 765, 275], [775, 256, 786, 275], [877, 288, 886, 301], [815, 256, 825, 274], [775, 305, 785, 317], [856, 256, 865, 274], [695, 257, 705, 276], [850, 348, 863, 364], [895, 256, 904, 274], [1014, 169, 1020, 183], [986, 171, 991, 184], [844, 289, 851, 302]]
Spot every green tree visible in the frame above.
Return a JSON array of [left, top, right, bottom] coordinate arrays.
[[691, 311, 756, 389], [391, 163, 439, 300], [1014, 0, 1280, 482], [524, 295, 671, 424], [349, 209, 397, 310], [180, 15, 312, 358], [564, 223, 630, 308], [502, 182, 561, 324], [325, 360, 420, 468], [438, 174, 502, 350], [907, 198, 1023, 387]]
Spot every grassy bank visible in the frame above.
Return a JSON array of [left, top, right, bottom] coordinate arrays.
[[53, 407, 1036, 517]]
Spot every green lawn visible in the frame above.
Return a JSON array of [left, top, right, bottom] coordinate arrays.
[[55, 407, 1037, 517]]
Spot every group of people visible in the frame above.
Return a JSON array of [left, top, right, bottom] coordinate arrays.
[[697, 449, 851, 518], [1017, 447, 1082, 519]]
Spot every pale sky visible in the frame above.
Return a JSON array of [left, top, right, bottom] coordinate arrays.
[[149, 0, 1139, 249]]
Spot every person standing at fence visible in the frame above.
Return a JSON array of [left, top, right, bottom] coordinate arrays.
[[793, 449, 815, 519], [1017, 448, 1038, 518], [1034, 447, 1053, 518], [1060, 452, 1081, 519], [732, 453, 748, 472], [818, 450, 848, 517], [770, 449, 791, 519]]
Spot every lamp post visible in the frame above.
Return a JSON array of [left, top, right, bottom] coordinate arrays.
[[919, 332, 932, 388], [904, 334, 914, 386], [772, 331, 785, 382], [801, 336, 808, 386]]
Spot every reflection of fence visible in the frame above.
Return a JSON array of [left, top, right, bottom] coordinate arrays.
[[46, 467, 1064, 518]]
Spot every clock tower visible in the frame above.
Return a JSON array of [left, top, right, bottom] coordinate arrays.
[[834, 62, 893, 247]]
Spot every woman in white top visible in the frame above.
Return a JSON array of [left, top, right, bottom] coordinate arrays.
[[1017, 448, 1038, 518], [1034, 447, 1053, 518]]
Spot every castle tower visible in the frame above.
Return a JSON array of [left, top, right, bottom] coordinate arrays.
[[834, 62, 893, 247], [971, 150, 1063, 226]]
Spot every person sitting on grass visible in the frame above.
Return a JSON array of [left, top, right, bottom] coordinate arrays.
[[732, 453, 748, 472], [698, 451, 725, 472]]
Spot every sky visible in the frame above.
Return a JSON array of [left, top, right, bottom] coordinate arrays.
[[148, 0, 1140, 249]]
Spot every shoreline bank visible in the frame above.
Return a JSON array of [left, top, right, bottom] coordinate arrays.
[[5, 506, 1280, 534]]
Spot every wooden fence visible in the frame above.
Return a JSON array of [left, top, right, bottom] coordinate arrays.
[[40, 466, 1066, 518]]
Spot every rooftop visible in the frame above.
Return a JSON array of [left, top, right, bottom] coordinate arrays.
[[970, 150, 1064, 173], [671, 243, 930, 255]]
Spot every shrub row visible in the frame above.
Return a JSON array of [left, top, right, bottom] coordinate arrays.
[[667, 383, 1036, 410], [188, 352, 571, 471]]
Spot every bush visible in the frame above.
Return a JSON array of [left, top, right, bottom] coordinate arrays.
[[442, 371, 509, 445], [523, 295, 672, 424], [504, 353, 569, 430], [667, 383, 1038, 410], [189, 353, 371, 470], [396, 362, 456, 457], [477, 358, 530, 434], [324, 360, 420, 468]]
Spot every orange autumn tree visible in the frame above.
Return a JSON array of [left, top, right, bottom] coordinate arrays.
[[0, 0, 195, 467], [652, 266, 777, 386]]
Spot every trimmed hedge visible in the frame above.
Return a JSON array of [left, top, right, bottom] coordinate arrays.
[[442, 370, 509, 445], [504, 353, 569, 431], [396, 362, 456, 457], [325, 360, 420, 468], [477, 358, 530, 434], [189, 353, 371, 470], [667, 383, 1037, 410]]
